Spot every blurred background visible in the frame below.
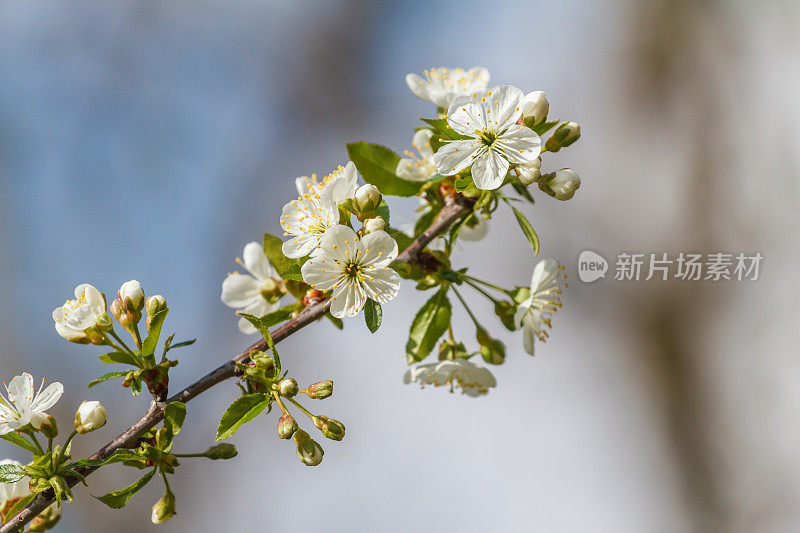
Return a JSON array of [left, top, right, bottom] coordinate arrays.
[[1, 0, 798, 531]]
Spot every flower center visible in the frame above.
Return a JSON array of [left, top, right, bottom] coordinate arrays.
[[344, 262, 364, 281], [476, 129, 497, 147]]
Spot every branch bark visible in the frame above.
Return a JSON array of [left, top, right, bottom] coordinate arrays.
[[1, 194, 474, 533]]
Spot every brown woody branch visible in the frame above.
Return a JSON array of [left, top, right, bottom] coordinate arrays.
[[0, 194, 474, 533]]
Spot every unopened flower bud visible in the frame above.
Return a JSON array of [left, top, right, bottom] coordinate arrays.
[[39, 415, 59, 439], [293, 430, 324, 467], [516, 157, 541, 186], [204, 443, 238, 460], [523, 91, 549, 126], [278, 378, 299, 397], [151, 489, 176, 524], [74, 401, 107, 434], [304, 380, 333, 399], [363, 217, 386, 234], [539, 168, 581, 201], [146, 294, 167, 317], [277, 414, 299, 439], [313, 415, 346, 441], [354, 184, 382, 214], [119, 280, 145, 312], [545, 121, 581, 152]]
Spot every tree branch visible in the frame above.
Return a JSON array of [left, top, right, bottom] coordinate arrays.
[[0, 194, 474, 533]]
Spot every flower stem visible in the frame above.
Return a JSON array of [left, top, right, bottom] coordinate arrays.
[[465, 275, 512, 296], [108, 331, 137, 358], [271, 392, 290, 416], [25, 432, 44, 455], [284, 396, 314, 421], [464, 279, 501, 304], [132, 324, 143, 351], [54, 431, 78, 469], [452, 286, 482, 330]]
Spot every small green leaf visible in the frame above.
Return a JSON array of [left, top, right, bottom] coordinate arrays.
[[509, 205, 540, 255], [259, 307, 293, 328], [142, 309, 169, 360], [87, 371, 129, 388], [4, 494, 35, 521], [364, 300, 382, 333], [216, 393, 271, 441], [375, 200, 390, 226], [263, 233, 304, 281], [533, 119, 560, 136], [0, 464, 25, 483], [406, 287, 452, 363], [346, 142, 423, 197], [325, 313, 344, 330], [99, 351, 140, 367], [512, 182, 536, 203], [164, 402, 187, 436], [94, 469, 156, 509], [70, 449, 143, 468], [0, 432, 40, 455]]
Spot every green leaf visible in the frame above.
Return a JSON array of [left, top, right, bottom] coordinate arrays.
[[364, 300, 382, 333], [87, 371, 129, 388], [70, 449, 143, 468], [263, 233, 303, 281], [216, 393, 271, 441], [420, 118, 467, 141], [0, 432, 40, 455], [375, 200, 390, 226], [346, 142, 423, 197], [164, 402, 187, 436], [405, 287, 452, 363], [509, 205, 540, 255], [142, 309, 169, 360], [94, 469, 156, 509], [259, 307, 293, 328], [0, 464, 25, 483], [99, 351, 140, 367]]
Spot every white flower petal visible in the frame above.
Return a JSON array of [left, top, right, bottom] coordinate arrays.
[[434, 141, 478, 176], [447, 100, 487, 135], [30, 382, 63, 412], [522, 317, 537, 355], [412, 129, 434, 159], [498, 126, 541, 165], [360, 230, 398, 267], [301, 257, 343, 291], [405, 73, 430, 101], [471, 149, 509, 190], [7, 374, 33, 413], [485, 85, 524, 130], [242, 242, 275, 280], [362, 267, 400, 303], [221, 273, 261, 308]]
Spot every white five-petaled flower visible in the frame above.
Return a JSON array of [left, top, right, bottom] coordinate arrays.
[[280, 193, 339, 259], [434, 85, 542, 191], [396, 129, 437, 182], [222, 242, 283, 335], [51, 284, 106, 341], [0, 373, 63, 435], [294, 161, 359, 204], [301, 225, 400, 318], [405, 67, 490, 109], [404, 358, 497, 397], [514, 259, 566, 355]]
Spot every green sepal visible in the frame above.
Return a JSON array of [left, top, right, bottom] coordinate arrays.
[[98, 351, 141, 367]]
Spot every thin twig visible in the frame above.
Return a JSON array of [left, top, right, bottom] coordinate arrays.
[[0, 194, 475, 533]]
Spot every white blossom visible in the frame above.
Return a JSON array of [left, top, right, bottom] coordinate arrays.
[[396, 129, 437, 181], [404, 359, 497, 396], [354, 184, 381, 213], [74, 400, 107, 434], [405, 67, 490, 109], [514, 259, 566, 355], [222, 242, 283, 334], [280, 193, 339, 259], [363, 217, 386, 234], [0, 373, 63, 435], [51, 284, 106, 341], [516, 157, 541, 186], [434, 85, 541, 190], [458, 214, 488, 242], [543, 168, 581, 200], [301, 225, 400, 318], [294, 161, 359, 204], [523, 91, 549, 125]]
